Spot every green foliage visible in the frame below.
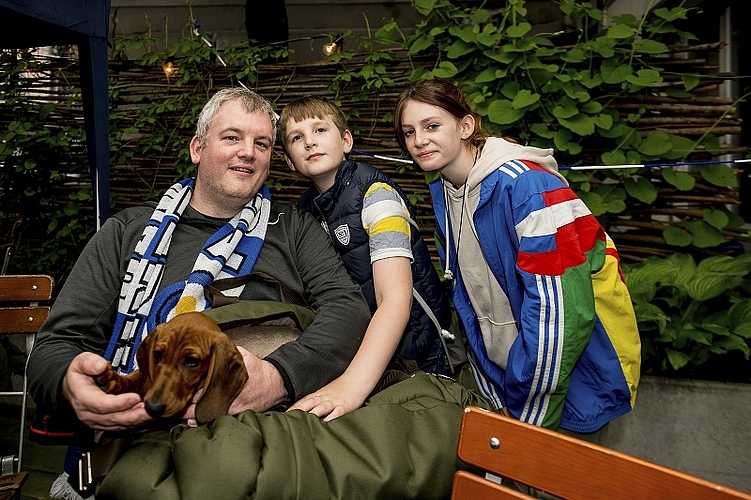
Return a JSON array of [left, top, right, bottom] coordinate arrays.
[[1, 1, 749, 382], [0, 49, 93, 275], [624, 253, 751, 379], [396, 0, 745, 251]]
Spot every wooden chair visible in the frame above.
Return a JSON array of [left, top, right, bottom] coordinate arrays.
[[0, 275, 53, 475], [452, 406, 751, 500]]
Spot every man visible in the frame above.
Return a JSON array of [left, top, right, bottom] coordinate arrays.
[[27, 88, 371, 433]]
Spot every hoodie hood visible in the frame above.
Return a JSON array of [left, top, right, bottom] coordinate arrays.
[[466, 137, 563, 192]]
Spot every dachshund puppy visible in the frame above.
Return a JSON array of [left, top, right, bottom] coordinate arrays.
[[96, 312, 249, 425]]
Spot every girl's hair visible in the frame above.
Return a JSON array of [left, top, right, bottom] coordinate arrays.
[[195, 88, 277, 148], [393, 79, 487, 152]]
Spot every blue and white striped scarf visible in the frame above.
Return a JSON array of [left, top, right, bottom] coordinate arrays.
[[104, 178, 271, 373]]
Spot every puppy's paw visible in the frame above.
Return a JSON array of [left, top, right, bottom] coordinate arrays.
[[95, 364, 125, 394]]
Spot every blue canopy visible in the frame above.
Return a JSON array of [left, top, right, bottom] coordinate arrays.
[[0, 0, 112, 229]]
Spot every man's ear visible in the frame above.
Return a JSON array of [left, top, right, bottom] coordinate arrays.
[[342, 129, 354, 155], [284, 154, 296, 172], [189, 136, 202, 165]]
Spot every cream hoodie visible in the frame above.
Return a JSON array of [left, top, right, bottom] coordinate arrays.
[[442, 137, 559, 369]]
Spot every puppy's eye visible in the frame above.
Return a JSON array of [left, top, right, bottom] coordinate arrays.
[[184, 356, 200, 369], [153, 350, 163, 364]]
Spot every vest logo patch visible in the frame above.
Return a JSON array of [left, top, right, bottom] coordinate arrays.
[[334, 224, 350, 245]]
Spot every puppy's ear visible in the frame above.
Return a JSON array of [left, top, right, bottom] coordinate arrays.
[[195, 330, 249, 424], [135, 325, 160, 395]]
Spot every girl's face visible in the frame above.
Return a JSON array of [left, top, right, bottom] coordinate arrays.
[[399, 100, 475, 181]]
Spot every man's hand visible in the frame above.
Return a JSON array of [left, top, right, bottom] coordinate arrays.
[[62, 352, 153, 431], [182, 345, 288, 426]]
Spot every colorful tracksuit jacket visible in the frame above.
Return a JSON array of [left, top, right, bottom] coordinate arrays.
[[429, 137, 641, 433]]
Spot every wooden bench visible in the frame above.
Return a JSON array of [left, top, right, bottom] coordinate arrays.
[[0, 274, 54, 475], [452, 406, 751, 500]]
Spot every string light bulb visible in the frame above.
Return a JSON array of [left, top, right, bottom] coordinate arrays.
[[163, 61, 177, 77], [322, 35, 344, 56]]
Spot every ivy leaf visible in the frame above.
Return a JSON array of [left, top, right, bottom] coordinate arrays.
[[578, 191, 608, 216], [682, 74, 700, 91], [408, 34, 434, 54], [487, 99, 525, 125], [625, 177, 658, 204], [592, 113, 613, 130], [476, 27, 500, 47], [626, 69, 662, 86], [531, 123, 554, 139], [698, 164, 738, 187], [472, 8, 490, 22], [635, 40, 668, 54], [432, 61, 459, 78], [662, 134, 696, 160], [24, 159, 37, 170], [447, 40, 475, 59], [684, 220, 727, 248], [638, 133, 673, 156], [600, 60, 632, 84], [561, 48, 586, 63], [552, 99, 578, 119], [553, 129, 573, 151], [654, 6, 689, 21], [702, 208, 729, 230], [507, 22, 532, 38], [558, 113, 595, 136], [449, 24, 476, 42], [501, 81, 520, 99], [475, 68, 506, 83], [39, 102, 56, 120], [413, 0, 438, 16], [601, 150, 626, 165], [661, 168, 695, 191], [512, 89, 540, 109], [484, 49, 516, 64], [607, 24, 634, 39], [578, 101, 602, 115], [702, 134, 722, 155], [663, 227, 692, 247], [720, 207, 747, 228]]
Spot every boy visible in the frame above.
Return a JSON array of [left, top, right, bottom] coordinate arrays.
[[280, 96, 453, 420]]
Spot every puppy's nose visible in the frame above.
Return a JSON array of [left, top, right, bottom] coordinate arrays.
[[145, 400, 167, 418]]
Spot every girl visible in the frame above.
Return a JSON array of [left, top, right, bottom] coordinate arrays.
[[394, 79, 641, 436]]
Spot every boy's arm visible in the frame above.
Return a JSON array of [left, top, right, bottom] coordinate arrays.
[[288, 256, 412, 420]]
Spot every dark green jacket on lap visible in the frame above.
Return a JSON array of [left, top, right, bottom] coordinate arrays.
[[97, 373, 491, 500]]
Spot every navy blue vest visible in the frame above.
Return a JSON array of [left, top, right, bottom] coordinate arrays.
[[299, 160, 451, 365]]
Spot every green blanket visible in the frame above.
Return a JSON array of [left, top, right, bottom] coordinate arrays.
[[97, 372, 490, 500]]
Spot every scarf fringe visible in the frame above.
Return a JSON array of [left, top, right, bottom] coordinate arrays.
[[49, 472, 88, 500]]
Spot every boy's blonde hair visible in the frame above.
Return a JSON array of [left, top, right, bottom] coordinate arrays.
[[278, 96, 349, 149]]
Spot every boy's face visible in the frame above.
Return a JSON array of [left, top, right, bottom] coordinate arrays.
[[283, 116, 353, 192]]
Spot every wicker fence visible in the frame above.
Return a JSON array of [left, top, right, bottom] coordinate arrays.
[[0, 43, 745, 272]]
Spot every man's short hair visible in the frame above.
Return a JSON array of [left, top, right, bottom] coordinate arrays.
[[278, 96, 349, 149], [195, 88, 278, 148]]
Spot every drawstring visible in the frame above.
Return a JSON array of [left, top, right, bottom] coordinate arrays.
[[442, 181, 454, 281]]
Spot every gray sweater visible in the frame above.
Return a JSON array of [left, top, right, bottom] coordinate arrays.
[[27, 200, 370, 419]]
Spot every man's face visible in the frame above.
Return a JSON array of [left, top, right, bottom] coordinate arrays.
[[189, 99, 274, 217]]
